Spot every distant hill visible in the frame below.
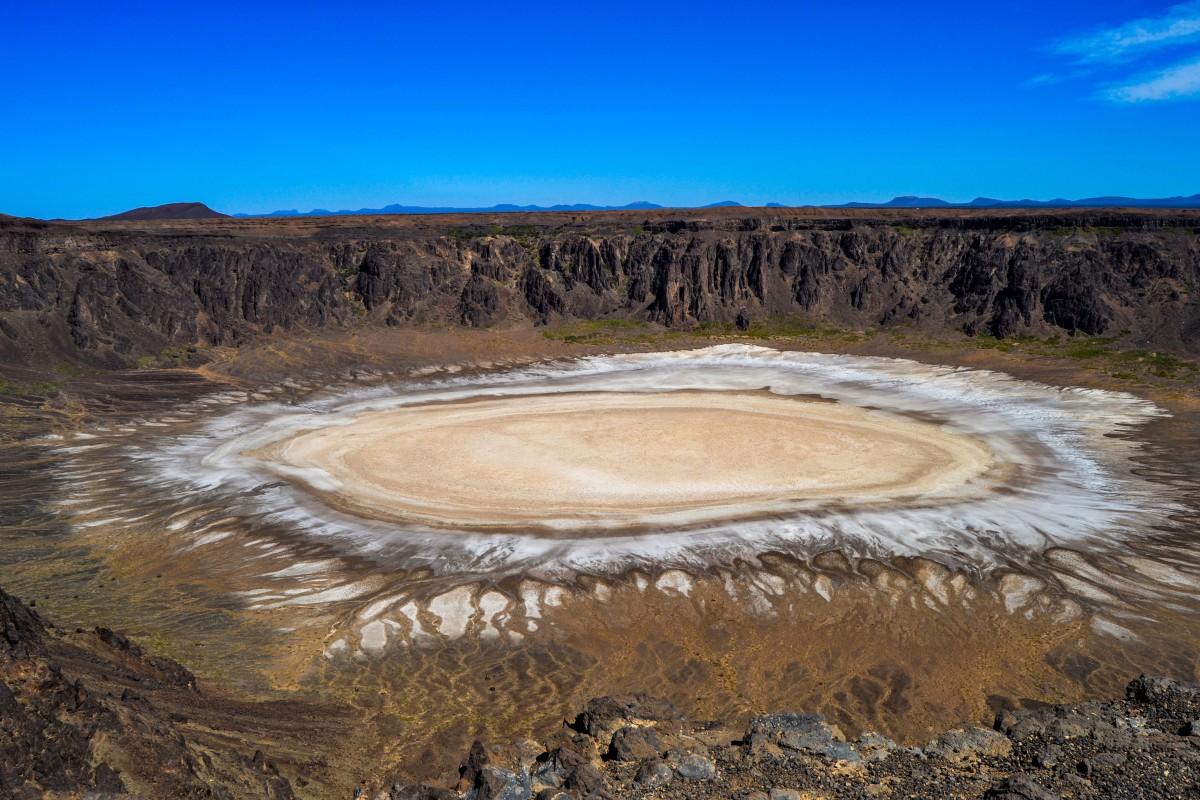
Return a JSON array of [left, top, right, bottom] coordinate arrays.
[[101, 202, 229, 221], [832, 194, 1200, 209]]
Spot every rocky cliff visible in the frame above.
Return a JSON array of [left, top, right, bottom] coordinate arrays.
[[1, 209, 1197, 367]]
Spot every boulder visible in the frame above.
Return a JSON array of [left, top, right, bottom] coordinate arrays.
[[572, 695, 682, 740], [673, 752, 716, 781], [744, 713, 860, 762], [925, 727, 1013, 764], [983, 774, 1060, 800], [530, 745, 607, 798], [634, 760, 672, 788], [606, 726, 662, 761]]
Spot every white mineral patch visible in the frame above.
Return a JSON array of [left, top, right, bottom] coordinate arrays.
[[519, 582, 543, 619], [655, 570, 693, 596], [1053, 573, 1121, 604], [999, 574, 1044, 613], [398, 602, 429, 638], [188, 531, 231, 548], [1091, 616, 1139, 641], [478, 591, 508, 624], [267, 559, 337, 579], [542, 586, 565, 609], [1121, 556, 1199, 589], [281, 579, 379, 606], [428, 586, 475, 637], [359, 620, 388, 654], [756, 573, 787, 596], [357, 593, 406, 621]]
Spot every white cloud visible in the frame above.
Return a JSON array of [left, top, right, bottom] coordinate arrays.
[[1056, 1, 1200, 61], [1107, 56, 1200, 101]]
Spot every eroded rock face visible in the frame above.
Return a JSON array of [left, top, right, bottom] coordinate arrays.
[[2, 211, 1198, 366]]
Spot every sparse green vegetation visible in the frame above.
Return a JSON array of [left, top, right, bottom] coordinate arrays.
[[543, 315, 872, 345], [1049, 226, 1121, 237], [543, 318, 651, 343], [543, 313, 1198, 386], [52, 362, 87, 379], [497, 224, 538, 238], [0, 378, 60, 398], [963, 332, 1196, 382], [688, 316, 871, 343], [133, 344, 199, 370]]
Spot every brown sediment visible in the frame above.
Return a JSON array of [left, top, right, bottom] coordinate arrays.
[[250, 390, 995, 531]]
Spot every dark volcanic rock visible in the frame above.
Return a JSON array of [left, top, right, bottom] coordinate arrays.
[[606, 725, 662, 761], [572, 694, 683, 739], [3, 210, 1199, 367], [390, 785, 461, 800], [634, 759, 673, 787], [744, 712, 859, 761], [532, 746, 607, 796], [0, 584, 345, 799], [371, 674, 1200, 799], [1, 585, 43, 659], [672, 752, 717, 780], [983, 774, 1061, 800], [925, 726, 1014, 764]]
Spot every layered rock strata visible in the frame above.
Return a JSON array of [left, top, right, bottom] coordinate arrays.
[[1, 209, 1197, 367]]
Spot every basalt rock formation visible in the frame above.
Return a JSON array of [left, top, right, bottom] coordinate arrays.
[[1, 208, 1198, 367], [0, 585, 350, 798]]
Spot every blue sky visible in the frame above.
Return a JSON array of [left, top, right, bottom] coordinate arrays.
[[3, 1, 1199, 218]]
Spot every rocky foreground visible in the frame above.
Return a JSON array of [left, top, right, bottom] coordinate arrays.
[[0, 584, 346, 798], [4, 584, 1199, 798], [383, 681, 1200, 800]]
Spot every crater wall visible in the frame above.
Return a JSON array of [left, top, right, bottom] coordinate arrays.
[[1, 209, 1197, 366]]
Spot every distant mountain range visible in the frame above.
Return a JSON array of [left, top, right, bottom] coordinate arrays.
[[41, 194, 1200, 222], [232, 200, 744, 217], [832, 194, 1200, 209], [234, 194, 1200, 218]]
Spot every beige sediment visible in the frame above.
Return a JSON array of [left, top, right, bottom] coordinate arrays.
[[249, 391, 996, 531]]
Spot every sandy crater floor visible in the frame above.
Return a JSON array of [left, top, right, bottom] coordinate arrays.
[[251, 391, 995, 530]]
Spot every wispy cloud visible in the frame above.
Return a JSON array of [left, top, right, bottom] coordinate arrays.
[[1042, 2, 1200, 102], [1055, 1, 1200, 62], [1107, 56, 1200, 101]]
